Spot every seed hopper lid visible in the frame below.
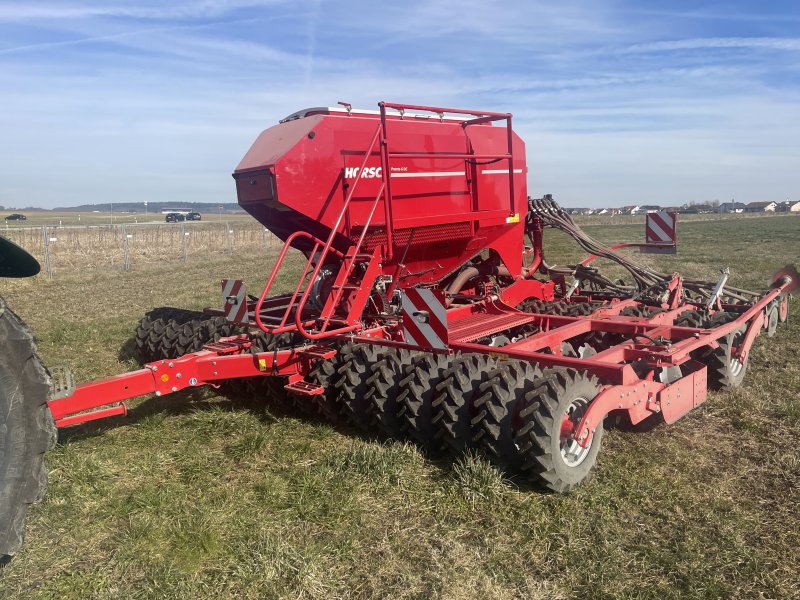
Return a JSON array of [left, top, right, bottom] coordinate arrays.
[[0, 235, 40, 278]]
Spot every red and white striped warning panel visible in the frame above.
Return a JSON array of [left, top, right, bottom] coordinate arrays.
[[401, 288, 448, 350], [222, 278, 249, 323], [645, 211, 677, 244]]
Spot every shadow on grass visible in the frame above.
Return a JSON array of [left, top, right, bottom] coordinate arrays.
[[55, 374, 383, 447], [56, 376, 673, 495], [59, 337, 670, 494], [116, 336, 139, 363]]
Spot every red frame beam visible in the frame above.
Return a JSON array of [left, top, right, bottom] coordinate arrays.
[[48, 344, 304, 428]]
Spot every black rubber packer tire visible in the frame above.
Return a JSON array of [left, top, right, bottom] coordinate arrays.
[[565, 302, 595, 317], [397, 352, 449, 448], [0, 298, 57, 559], [673, 309, 706, 329], [706, 311, 738, 328], [134, 308, 297, 406], [247, 331, 301, 409], [515, 367, 602, 493], [365, 348, 419, 438], [476, 359, 542, 470], [517, 299, 569, 316], [307, 342, 353, 422], [337, 344, 392, 430], [135, 307, 205, 362], [432, 352, 496, 455]]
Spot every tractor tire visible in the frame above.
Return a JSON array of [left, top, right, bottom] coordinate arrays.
[[476, 359, 543, 470], [337, 344, 391, 430], [515, 368, 603, 493], [703, 326, 748, 390], [366, 349, 418, 438], [0, 299, 57, 559], [433, 353, 496, 455], [397, 352, 449, 448]]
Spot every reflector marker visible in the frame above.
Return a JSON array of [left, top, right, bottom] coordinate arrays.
[[401, 288, 448, 349], [645, 211, 676, 244], [222, 278, 249, 324]]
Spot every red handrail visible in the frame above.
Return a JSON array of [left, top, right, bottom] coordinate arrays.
[[297, 182, 385, 339], [378, 100, 517, 225], [254, 123, 384, 336], [254, 231, 345, 333]]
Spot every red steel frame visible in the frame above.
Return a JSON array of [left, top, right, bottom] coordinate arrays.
[[48, 102, 795, 461], [48, 262, 793, 432]]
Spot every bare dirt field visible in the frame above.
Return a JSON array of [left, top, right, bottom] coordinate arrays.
[[0, 214, 798, 599]]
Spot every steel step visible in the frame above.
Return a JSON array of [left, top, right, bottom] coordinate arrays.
[[296, 345, 337, 360], [49, 365, 76, 401], [203, 336, 253, 354], [284, 380, 325, 395]]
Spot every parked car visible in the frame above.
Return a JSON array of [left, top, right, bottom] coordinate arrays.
[[165, 212, 185, 223], [4, 213, 27, 221], [186, 212, 202, 221]]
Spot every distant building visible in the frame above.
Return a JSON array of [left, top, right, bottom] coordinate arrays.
[[776, 200, 800, 213], [620, 205, 639, 215], [636, 205, 661, 214], [744, 201, 778, 213], [720, 202, 746, 214]]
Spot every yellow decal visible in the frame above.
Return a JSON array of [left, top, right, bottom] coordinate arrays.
[[506, 213, 520, 224], [258, 358, 268, 372]]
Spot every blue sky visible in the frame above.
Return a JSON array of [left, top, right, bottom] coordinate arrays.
[[1, 1, 799, 208]]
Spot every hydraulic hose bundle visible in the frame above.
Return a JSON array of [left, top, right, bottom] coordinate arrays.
[[527, 195, 760, 303]]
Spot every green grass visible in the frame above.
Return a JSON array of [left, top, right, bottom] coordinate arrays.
[[0, 215, 798, 598]]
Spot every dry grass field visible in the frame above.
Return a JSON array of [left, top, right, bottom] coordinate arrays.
[[2, 219, 276, 275], [2, 210, 253, 228], [0, 214, 798, 599]]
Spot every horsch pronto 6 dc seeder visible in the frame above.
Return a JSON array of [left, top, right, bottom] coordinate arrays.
[[1, 102, 795, 558]]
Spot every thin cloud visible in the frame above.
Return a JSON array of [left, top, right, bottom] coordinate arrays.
[[619, 37, 800, 54], [0, 20, 250, 55], [0, 1, 798, 208], [0, 0, 291, 22]]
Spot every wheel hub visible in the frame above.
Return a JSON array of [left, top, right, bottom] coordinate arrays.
[[560, 396, 592, 467]]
